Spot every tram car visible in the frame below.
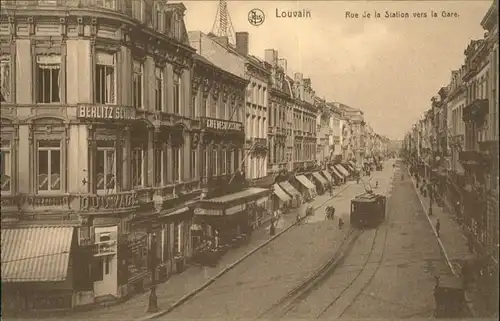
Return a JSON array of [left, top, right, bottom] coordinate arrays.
[[350, 191, 387, 228]]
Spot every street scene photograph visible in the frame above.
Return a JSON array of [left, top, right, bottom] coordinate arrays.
[[0, 0, 498, 320]]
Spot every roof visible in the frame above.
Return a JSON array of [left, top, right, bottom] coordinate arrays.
[[193, 53, 247, 85], [1, 226, 74, 282], [353, 192, 384, 202]]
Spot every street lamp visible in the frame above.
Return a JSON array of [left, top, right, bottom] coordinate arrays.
[[147, 233, 158, 313]]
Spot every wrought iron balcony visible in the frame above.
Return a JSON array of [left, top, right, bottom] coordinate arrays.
[[459, 150, 489, 166], [462, 98, 488, 122]]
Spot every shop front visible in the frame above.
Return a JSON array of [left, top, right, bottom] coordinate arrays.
[[193, 187, 271, 250], [311, 171, 329, 194], [1, 226, 79, 312], [278, 180, 302, 207], [321, 170, 334, 185], [272, 183, 292, 212], [294, 175, 317, 201], [329, 165, 344, 184]]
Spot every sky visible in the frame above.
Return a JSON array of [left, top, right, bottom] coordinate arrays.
[[174, 0, 492, 140]]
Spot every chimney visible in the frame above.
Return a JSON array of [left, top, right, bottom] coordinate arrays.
[[214, 36, 229, 48], [235, 32, 249, 56], [278, 59, 287, 73], [264, 49, 274, 65]]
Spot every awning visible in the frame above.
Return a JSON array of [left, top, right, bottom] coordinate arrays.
[[322, 170, 334, 182], [346, 164, 355, 172], [349, 161, 356, 168], [273, 183, 291, 202], [279, 181, 301, 197], [335, 164, 350, 177], [204, 187, 270, 205], [312, 171, 328, 186], [296, 175, 316, 190], [330, 166, 344, 180], [1, 226, 74, 282], [159, 206, 190, 218]]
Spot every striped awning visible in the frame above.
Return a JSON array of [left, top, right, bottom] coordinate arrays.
[[204, 187, 270, 205], [1, 226, 74, 283], [273, 184, 291, 202], [349, 161, 356, 168], [312, 171, 328, 186], [330, 166, 344, 180], [279, 181, 301, 197], [295, 175, 316, 190], [322, 170, 333, 182], [335, 164, 350, 177]]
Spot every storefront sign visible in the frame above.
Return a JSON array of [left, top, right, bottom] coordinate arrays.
[[225, 204, 246, 215], [78, 105, 136, 120], [193, 208, 223, 216], [202, 117, 243, 132], [80, 193, 137, 211]]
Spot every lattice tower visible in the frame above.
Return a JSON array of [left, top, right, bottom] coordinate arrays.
[[211, 0, 236, 44]]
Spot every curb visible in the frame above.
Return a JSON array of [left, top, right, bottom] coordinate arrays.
[[137, 182, 352, 320], [405, 167, 476, 318]]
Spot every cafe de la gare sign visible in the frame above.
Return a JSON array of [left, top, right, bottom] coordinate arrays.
[[202, 117, 243, 132], [78, 105, 136, 121]]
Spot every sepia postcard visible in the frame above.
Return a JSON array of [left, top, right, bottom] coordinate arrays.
[[0, 0, 498, 320]]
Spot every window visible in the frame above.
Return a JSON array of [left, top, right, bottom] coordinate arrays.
[[204, 97, 210, 117], [210, 149, 217, 176], [1, 140, 11, 193], [96, 146, 116, 192], [95, 0, 116, 9], [173, 73, 181, 114], [131, 147, 144, 188], [154, 147, 164, 187], [155, 3, 163, 32], [172, 147, 181, 182], [210, 97, 217, 118], [36, 55, 61, 103], [95, 52, 115, 104], [37, 140, 61, 192], [132, 0, 144, 21], [190, 149, 197, 179], [226, 149, 232, 174], [0, 57, 11, 103], [155, 66, 163, 112], [219, 149, 225, 175], [203, 147, 209, 178], [133, 60, 143, 108], [219, 101, 226, 120]]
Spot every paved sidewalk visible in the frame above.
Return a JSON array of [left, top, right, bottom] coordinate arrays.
[[406, 169, 496, 318], [12, 185, 351, 321]]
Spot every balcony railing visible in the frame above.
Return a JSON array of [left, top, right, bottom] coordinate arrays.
[[459, 150, 489, 165], [200, 117, 244, 133], [463, 98, 488, 122]]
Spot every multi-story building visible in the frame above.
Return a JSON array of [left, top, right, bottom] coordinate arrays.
[[187, 31, 271, 239], [265, 49, 291, 175], [315, 97, 330, 166], [329, 103, 343, 162], [479, 0, 499, 308], [338, 103, 365, 167], [460, 37, 490, 252], [444, 68, 467, 221], [0, 0, 198, 310], [292, 73, 317, 171]]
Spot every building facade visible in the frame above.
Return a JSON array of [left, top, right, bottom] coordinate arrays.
[[1, 0, 199, 310], [291, 73, 317, 172], [264, 49, 291, 176], [315, 97, 330, 166]]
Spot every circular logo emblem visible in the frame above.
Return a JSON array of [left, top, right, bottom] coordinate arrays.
[[248, 9, 265, 26]]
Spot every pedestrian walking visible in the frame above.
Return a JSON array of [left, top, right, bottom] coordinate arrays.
[[356, 176, 360, 184], [296, 212, 301, 224], [435, 218, 441, 237], [269, 222, 276, 236]]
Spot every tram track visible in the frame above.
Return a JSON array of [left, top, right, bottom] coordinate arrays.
[[256, 170, 395, 320], [255, 227, 363, 320]]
